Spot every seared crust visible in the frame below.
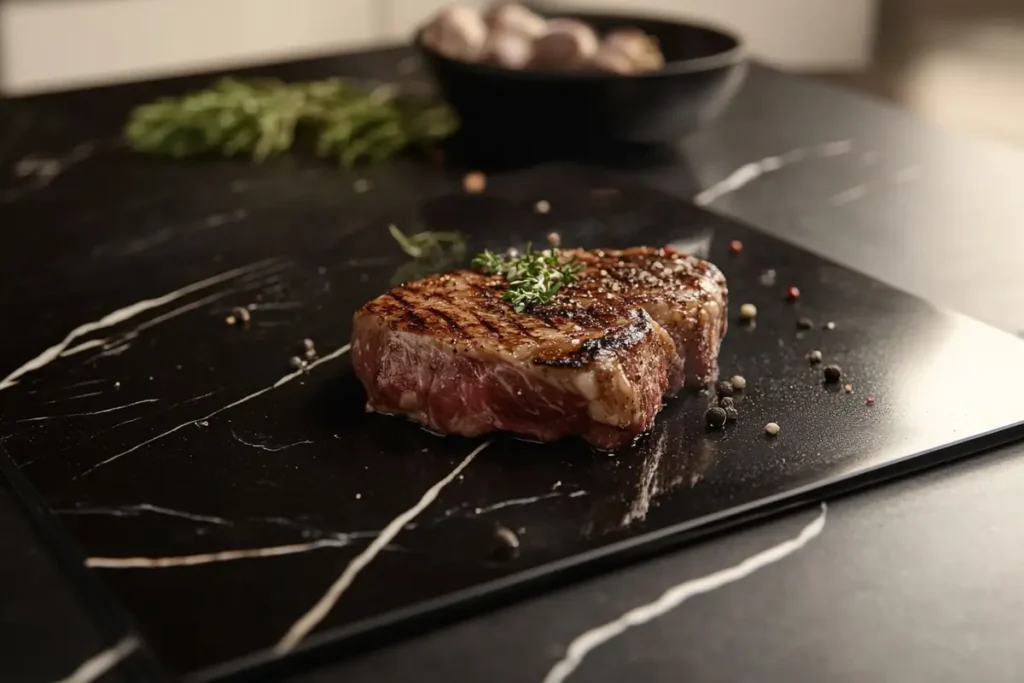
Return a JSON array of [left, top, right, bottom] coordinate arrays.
[[351, 246, 728, 448]]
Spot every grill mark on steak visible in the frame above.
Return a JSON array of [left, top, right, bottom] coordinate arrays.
[[427, 307, 469, 338], [470, 311, 501, 335], [352, 246, 728, 448], [504, 315, 543, 342], [384, 292, 430, 331]]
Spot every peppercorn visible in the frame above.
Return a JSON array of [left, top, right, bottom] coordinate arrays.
[[719, 396, 735, 409], [729, 240, 743, 254], [807, 350, 822, 364], [705, 406, 727, 429], [823, 364, 842, 383], [844, 384, 854, 393], [535, 200, 551, 214], [764, 422, 780, 436], [724, 406, 739, 422], [824, 321, 836, 330], [288, 356, 306, 371], [739, 303, 757, 321], [786, 286, 800, 301], [546, 231, 561, 247], [730, 375, 747, 390], [866, 396, 875, 405], [797, 317, 814, 330], [715, 381, 734, 397]]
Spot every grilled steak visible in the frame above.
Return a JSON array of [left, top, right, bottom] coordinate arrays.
[[350, 247, 727, 449]]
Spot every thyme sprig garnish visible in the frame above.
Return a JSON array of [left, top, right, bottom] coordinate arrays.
[[124, 77, 457, 167], [472, 245, 582, 312]]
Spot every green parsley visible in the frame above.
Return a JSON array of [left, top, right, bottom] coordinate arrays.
[[124, 77, 457, 167], [472, 245, 582, 312]]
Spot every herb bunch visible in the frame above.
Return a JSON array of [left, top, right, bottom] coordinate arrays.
[[472, 245, 582, 312], [124, 77, 457, 167]]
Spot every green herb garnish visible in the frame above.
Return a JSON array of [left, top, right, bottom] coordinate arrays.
[[124, 77, 457, 167], [389, 225, 466, 286], [472, 245, 582, 312]]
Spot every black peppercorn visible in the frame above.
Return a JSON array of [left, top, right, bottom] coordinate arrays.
[[705, 406, 727, 429], [719, 396, 735, 409], [823, 364, 842, 383], [797, 317, 814, 330], [724, 406, 739, 422], [715, 381, 734, 397]]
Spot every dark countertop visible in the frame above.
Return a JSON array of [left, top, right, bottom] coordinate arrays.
[[3, 47, 1024, 682]]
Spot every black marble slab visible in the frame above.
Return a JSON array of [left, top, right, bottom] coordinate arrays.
[[3, 131, 1024, 682]]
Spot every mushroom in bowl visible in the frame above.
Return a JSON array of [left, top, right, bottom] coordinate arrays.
[[416, 2, 747, 146]]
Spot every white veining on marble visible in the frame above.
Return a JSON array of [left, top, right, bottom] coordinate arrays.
[[53, 635, 139, 683], [85, 343, 132, 362], [231, 430, 314, 453], [274, 440, 492, 654], [76, 343, 351, 477], [17, 398, 159, 422], [70, 281, 278, 364], [87, 538, 353, 568], [0, 259, 282, 391], [42, 391, 104, 404], [57, 503, 232, 526], [693, 140, 855, 206], [542, 504, 828, 683], [60, 339, 107, 357], [472, 490, 588, 515]]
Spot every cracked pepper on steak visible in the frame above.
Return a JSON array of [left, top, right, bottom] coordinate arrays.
[[351, 247, 728, 449]]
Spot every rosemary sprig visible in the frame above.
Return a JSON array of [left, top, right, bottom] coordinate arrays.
[[124, 77, 457, 167], [472, 245, 582, 312]]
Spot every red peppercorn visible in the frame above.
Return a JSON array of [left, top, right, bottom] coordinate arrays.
[[729, 240, 743, 254], [866, 397, 875, 405], [786, 286, 800, 301], [663, 245, 676, 254]]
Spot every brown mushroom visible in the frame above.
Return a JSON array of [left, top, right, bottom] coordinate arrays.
[[421, 4, 489, 62], [484, 27, 535, 69], [485, 2, 547, 38], [600, 28, 665, 73], [531, 18, 599, 70]]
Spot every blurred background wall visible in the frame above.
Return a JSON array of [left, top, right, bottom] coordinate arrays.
[[0, 0, 877, 94], [1, 0, 1022, 146]]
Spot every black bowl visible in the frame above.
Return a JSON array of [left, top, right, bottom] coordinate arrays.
[[416, 10, 747, 150]]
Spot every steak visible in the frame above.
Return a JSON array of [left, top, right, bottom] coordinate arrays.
[[350, 247, 728, 449]]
